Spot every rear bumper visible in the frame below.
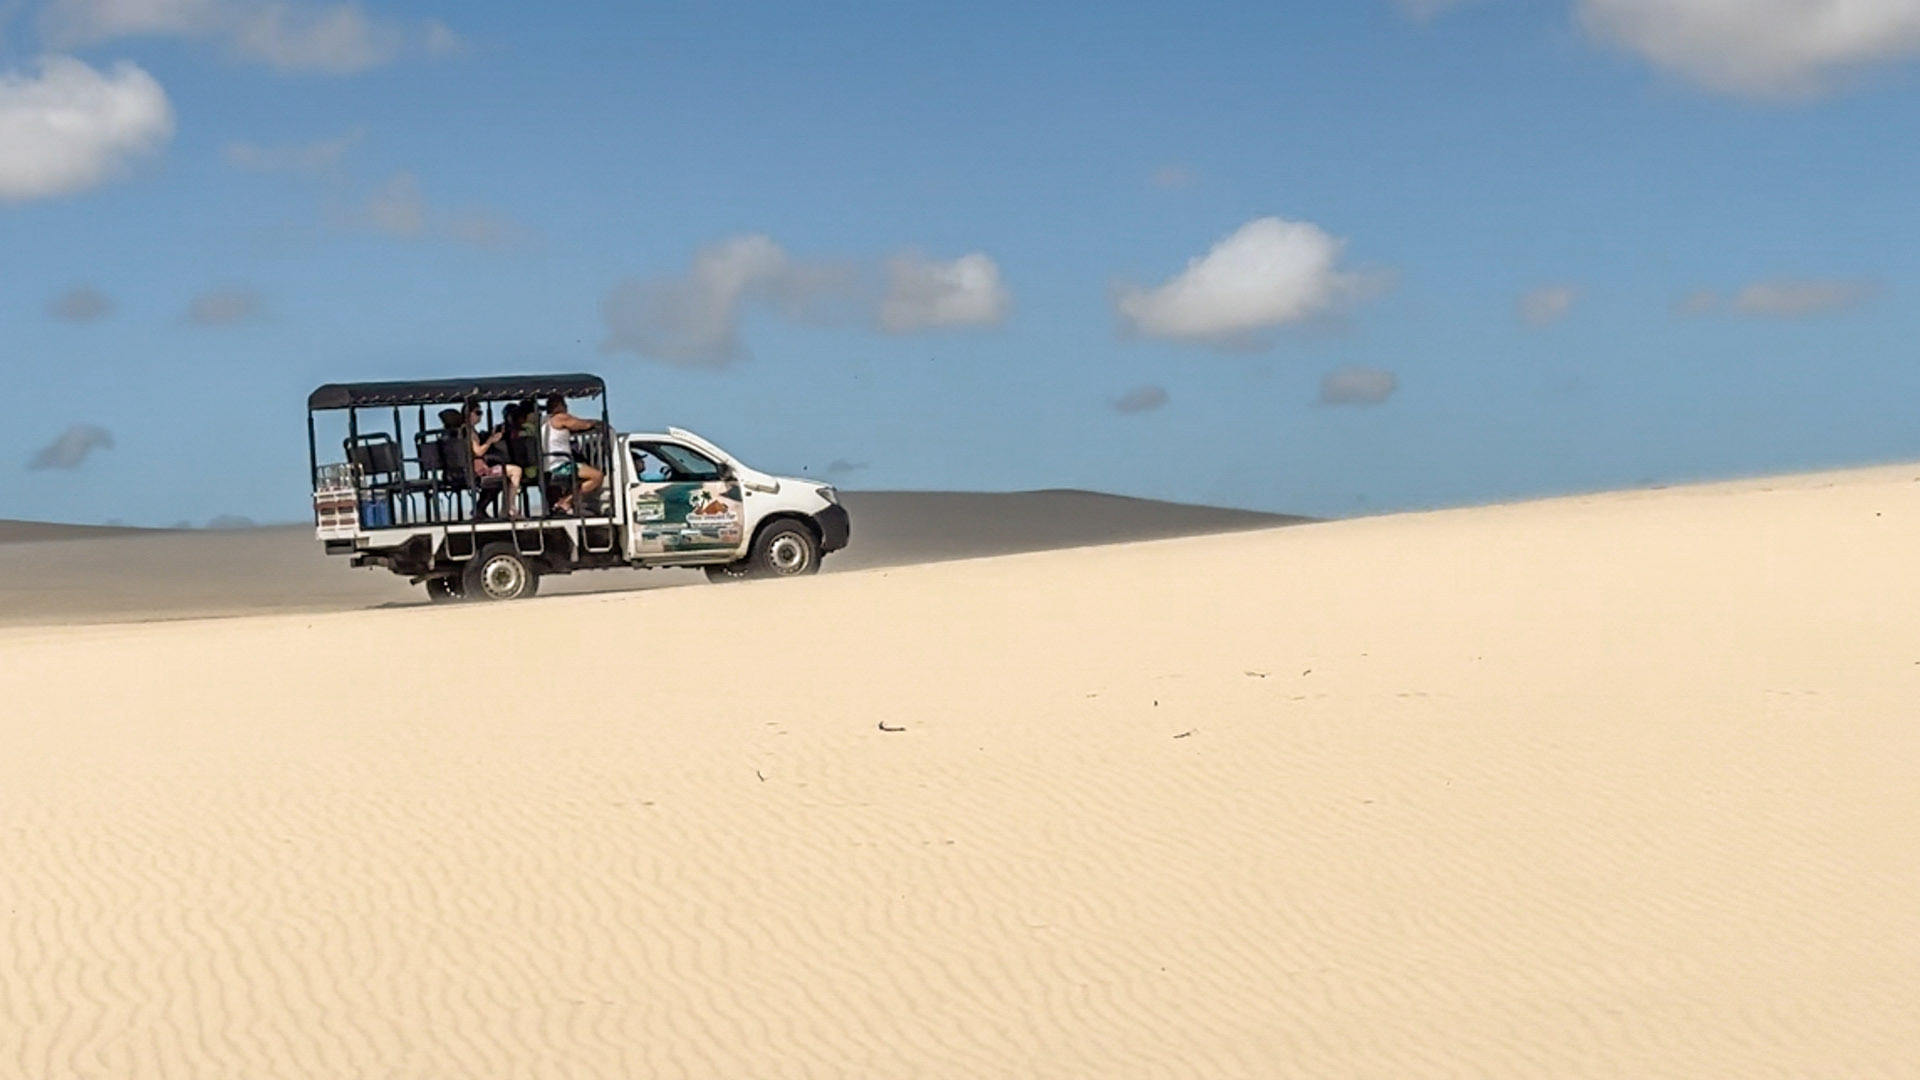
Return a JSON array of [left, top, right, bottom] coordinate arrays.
[[817, 504, 851, 553]]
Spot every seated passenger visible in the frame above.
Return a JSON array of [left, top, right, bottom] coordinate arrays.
[[465, 400, 523, 519], [542, 395, 604, 514], [500, 403, 543, 514]]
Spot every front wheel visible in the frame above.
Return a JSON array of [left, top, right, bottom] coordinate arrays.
[[463, 544, 540, 601], [705, 562, 753, 584], [750, 520, 820, 579]]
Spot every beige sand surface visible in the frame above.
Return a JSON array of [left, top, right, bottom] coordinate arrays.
[[4, 465, 1919, 1077]]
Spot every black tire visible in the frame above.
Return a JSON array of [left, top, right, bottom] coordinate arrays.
[[750, 519, 820, 578], [425, 576, 464, 604], [463, 543, 540, 601], [705, 562, 753, 584]]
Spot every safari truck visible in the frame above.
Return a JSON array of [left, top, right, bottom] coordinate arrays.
[[307, 373, 850, 601]]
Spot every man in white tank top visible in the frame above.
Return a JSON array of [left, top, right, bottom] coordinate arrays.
[[542, 395, 604, 515]]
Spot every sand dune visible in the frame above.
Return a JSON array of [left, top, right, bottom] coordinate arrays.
[[0, 490, 1294, 627], [4, 465, 1918, 1077], [0, 520, 162, 544]]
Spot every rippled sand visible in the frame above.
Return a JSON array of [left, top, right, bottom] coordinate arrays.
[[4, 466, 1918, 1077]]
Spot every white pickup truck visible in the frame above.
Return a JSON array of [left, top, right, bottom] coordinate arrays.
[[307, 373, 850, 602]]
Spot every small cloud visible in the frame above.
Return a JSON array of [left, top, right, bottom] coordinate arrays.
[[1518, 284, 1578, 327], [1112, 385, 1170, 414], [224, 127, 359, 173], [1674, 289, 1721, 317], [1677, 280, 1874, 319], [602, 235, 1013, 367], [42, 0, 459, 75], [1115, 216, 1388, 350], [0, 56, 174, 202], [1319, 366, 1398, 406], [362, 171, 426, 236], [48, 285, 112, 322], [353, 171, 526, 247], [600, 234, 815, 369], [27, 423, 113, 469], [441, 208, 533, 249], [188, 289, 262, 326], [1730, 279, 1874, 319], [877, 252, 1010, 333], [1394, 0, 1477, 21], [824, 459, 868, 476], [1149, 164, 1198, 189], [422, 19, 464, 57]]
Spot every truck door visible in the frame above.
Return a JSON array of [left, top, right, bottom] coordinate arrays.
[[624, 440, 746, 561]]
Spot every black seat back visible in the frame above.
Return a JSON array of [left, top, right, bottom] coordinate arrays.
[[508, 432, 542, 473], [415, 431, 447, 481], [345, 434, 403, 484], [441, 430, 475, 488]]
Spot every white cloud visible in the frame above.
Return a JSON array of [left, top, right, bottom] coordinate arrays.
[[188, 289, 262, 325], [1114, 216, 1385, 349], [41, 0, 455, 74], [27, 423, 114, 469], [1319, 366, 1399, 406], [1731, 278, 1874, 316], [1395, 0, 1480, 20], [0, 56, 172, 202], [1578, 0, 1920, 97], [877, 252, 1010, 333], [224, 127, 358, 172], [352, 171, 524, 247], [600, 235, 809, 369], [422, 19, 463, 56], [48, 285, 113, 322], [362, 170, 425, 235], [1149, 164, 1198, 189], [1674, 279, 1873, 317], [227, 3, 402, 73], [1112, 385, 1171, 414], [1518, 284, 1578, 326], [601, 236, 1009, 368], [1674, 288, 1722, 316]]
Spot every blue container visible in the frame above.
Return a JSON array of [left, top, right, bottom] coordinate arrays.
[[359, 499, 393, 528]]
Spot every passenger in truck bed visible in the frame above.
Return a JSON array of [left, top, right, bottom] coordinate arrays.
[[465, 400, 524, 519], [542, 395, 603, 515]]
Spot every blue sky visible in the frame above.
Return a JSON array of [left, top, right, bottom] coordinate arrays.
[[5, 0, 1919, 525]]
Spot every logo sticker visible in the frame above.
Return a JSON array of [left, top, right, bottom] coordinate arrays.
[[686, 489, 737, 525]]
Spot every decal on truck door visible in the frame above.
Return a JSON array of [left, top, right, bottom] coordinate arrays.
[[631, 494, 666, 522], [629, 480, 743, 556]]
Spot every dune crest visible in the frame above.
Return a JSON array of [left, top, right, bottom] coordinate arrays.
[[4, 465, 1919, 1077]]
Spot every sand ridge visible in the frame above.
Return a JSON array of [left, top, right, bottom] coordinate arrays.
[[4, 465, 1919, 1077]]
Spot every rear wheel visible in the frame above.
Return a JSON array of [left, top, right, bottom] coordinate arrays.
[[463, 544, 540, 601], [425, 576, 464, 604], [750, 520, 820, 578]]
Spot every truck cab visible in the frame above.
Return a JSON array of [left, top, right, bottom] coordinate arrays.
[[306, 374, 850, 602], [616, 427, 850, 574]]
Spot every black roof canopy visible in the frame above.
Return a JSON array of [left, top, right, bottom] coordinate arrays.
[[307, 373, 605, 411]]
